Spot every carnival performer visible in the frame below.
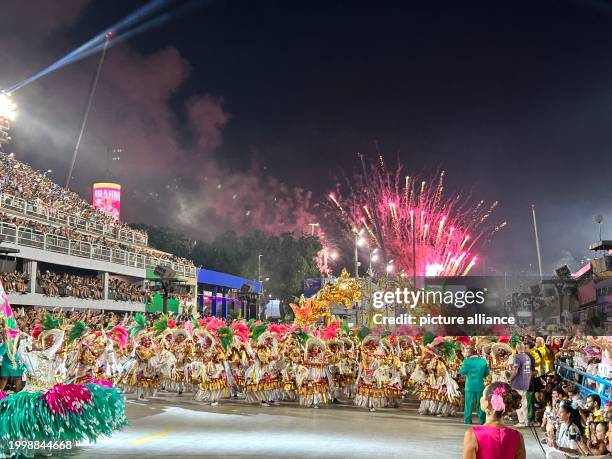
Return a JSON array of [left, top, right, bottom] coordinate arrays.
[[326, 336, 344, 403], [66, 321, 127, 384], [489, 341, 515, 383], [0, 313, 127, 458], [338, 336, 357, 399], [225, 321, 251, 397], [397, 335, 417, 394], [245, 325, 282, 406], [377, 337, 402, 408], [318, 321, 344, 403], [170, 323, 195, 396], [120, 313, 160, 400], [432, 338, 462, 417], [187, 326, 227, 405], [278, 327, 308, 401], [295, 336, 332, 408], [354, 331, 392, 412], [153, 317, 178, 393]]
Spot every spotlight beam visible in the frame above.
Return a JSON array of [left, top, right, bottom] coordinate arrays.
[[64, 34, 111, 190], [4, 0, 205, 94]]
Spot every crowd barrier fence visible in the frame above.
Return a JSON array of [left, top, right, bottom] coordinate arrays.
[[0, 221, 196, 278], [556, 362, 612, 404], [0, 191, 148, 246]]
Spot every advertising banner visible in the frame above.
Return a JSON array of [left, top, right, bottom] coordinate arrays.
[[93, 182, 121, 221]]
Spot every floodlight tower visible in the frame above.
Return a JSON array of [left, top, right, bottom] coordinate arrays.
[[0, 92, 17, 148]]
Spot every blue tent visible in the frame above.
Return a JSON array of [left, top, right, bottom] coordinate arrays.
[[197, 268, 261, 293]]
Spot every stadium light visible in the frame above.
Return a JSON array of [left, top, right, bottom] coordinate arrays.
[[0, 93, 17, 121]]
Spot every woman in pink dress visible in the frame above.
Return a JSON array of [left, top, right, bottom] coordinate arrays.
[[462, 381, 526, 459]]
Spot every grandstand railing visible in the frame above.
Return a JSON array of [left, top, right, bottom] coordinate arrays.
[[0, 192, 148, 246], [556, 362, 612, 404], [0, 222, 196, 278]]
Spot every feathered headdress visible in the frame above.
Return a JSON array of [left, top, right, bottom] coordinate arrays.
[[422, 332, 435, 346], [436, 339, 460, 361], [231, 322, 249, 343], [42, 311, 63, 331], [250, 323, 268, 341], [356, 326, 370, 342], [268, 323, 288, 339], [153, 315, 169, 336], [217, 326, 234, 352], [206, 317, 226, 334], [129, 313, 148, 338], [109, 325, 128, 349], [291, 327, 309, 347], [67, 321, 89, 344]]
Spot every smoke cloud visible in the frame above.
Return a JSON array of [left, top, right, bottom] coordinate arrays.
[[0, 1, 317, 240]]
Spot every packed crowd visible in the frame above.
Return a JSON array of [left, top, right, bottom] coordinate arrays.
[[39, 271, 104, 299], [0, 152, 145, 239], [0, 153, 194, 268], [0, 211, 194, 266], [1, 211, 120, 247], [109, 278, 149, 303], [0, 271, 28, 293], [2, 268, 190, 304]]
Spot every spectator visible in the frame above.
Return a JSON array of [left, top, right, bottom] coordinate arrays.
[[510, 342, 532, 428], [461, 381, 526, 459], [546, 400, 583, 459]]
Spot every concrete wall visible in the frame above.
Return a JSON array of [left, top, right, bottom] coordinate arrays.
[[7, 292, 145, 312], [4, 241, 145, 278]]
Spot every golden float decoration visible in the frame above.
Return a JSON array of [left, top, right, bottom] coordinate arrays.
[[290, 269, 362, 326]]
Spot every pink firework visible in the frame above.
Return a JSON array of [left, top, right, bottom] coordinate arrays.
[[329, 156, 506, 277]]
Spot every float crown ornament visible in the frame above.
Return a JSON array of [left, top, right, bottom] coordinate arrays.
[[290, 269, 362, 326]]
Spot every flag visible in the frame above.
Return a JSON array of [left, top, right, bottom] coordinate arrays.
[[0, 280, 20, 368]]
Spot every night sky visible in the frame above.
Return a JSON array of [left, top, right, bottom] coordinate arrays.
[[2, 0, 612, 274]]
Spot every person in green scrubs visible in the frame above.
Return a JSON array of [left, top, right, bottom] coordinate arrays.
[[459, 347, 490, 424], [0, 334, 24, 392]]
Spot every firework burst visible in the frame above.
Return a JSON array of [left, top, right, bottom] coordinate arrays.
[[329, 156, 506, 277]]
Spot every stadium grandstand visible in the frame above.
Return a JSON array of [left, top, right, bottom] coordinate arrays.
[[0, 150, 197, 313]]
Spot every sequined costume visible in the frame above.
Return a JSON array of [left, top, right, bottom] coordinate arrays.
[[245, 330, 282, 405], [188, 329, 228, 404], [296, 337, 332, 408], [0, 329, 126, 458]]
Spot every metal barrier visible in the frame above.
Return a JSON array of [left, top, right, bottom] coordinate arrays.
[[556, 362, 612, 403], [0, 221, 195, 277], [0, 191, 148, 245]]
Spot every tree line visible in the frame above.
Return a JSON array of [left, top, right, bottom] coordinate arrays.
[[130, 224, 322, 303]]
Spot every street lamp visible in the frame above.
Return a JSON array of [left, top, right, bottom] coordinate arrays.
[[368, 248, 379, 277], [308, 223, 319, 236], [353, 227, 365, 278], [386, 260, 394, 275], [258, 254, 262, 282], [257, 254, 263, 319]]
